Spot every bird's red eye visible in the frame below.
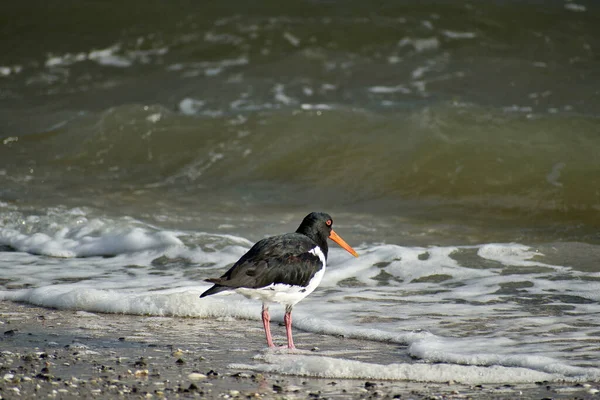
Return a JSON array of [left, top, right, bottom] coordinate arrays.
[[326, 219, 332, 226]]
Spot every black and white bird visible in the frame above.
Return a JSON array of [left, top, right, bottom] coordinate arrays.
[[200, 212, 358, 349]]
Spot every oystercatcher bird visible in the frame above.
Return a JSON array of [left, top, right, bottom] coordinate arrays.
[[200, 212, 358, 349]]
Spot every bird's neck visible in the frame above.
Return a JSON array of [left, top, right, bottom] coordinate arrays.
[[296, 228, 329, 259]]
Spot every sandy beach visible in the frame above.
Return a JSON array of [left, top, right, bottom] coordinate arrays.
[[0, 301, 597, 399]]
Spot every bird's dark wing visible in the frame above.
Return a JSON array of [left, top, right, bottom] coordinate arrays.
[[230, 233, 317, 267], [210, 251, 323, 289], [201, 233, 323, 294]]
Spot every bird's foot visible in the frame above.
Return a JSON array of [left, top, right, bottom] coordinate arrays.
[[266, 344, 297, 351], [274, 344, 293, 349]]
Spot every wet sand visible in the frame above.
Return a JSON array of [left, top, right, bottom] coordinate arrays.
[[0, 301, 596, 399]]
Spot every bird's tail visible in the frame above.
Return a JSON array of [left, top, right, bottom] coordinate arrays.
[[199, 283, 230, 298]]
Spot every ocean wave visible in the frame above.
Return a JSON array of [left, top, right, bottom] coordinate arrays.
[[1, 104, 599, 224], [0, 208, 182, 257]]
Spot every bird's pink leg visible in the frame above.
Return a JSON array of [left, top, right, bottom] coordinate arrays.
[[284, 306, 295, 349], [262, 304, 275, 348]]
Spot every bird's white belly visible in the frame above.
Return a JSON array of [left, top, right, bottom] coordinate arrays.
[[235, 247, 326, 306]]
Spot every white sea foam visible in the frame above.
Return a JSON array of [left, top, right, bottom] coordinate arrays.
[[0, 227, 181, 258], [565, 3, 586, 12], [368, 85, 411, 94], [179, 98, 205, 115], [43, 42, 169, 70], [168, 57, 248, 80], [0, 65, 22, 76], [230, 353, 581, 384], [1, 207, 599, 383], [477, 243, 550, 267], [283, 32, 301, 47], [408, 336, 598, 378], [442, 30, 477, 39], [300, 104, 333, 111], [546, 162, 566, 187], [0, 215, 182, 257], [2, 287, 259, 320], [398, 37, 439, 52]]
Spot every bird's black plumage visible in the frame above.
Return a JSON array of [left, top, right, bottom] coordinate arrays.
[[200, 212, 333, 298]]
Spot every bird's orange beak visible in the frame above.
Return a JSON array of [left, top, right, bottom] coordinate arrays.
[[328, 229, 359, 257]]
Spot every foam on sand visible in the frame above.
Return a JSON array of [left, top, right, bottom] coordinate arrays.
[[2, 287, 260, 321], [230, 352, 590, 384]]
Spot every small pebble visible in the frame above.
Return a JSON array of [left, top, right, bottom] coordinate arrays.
[[172, 349, 184, 357], [188, 373, 207, 381], [134, 358, 147, 367]]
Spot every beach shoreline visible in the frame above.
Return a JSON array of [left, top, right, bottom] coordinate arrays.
[[0, 301, 596, 399]]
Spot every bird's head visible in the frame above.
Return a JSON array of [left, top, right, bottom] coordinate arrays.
[[297, 212, 358, 258]]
